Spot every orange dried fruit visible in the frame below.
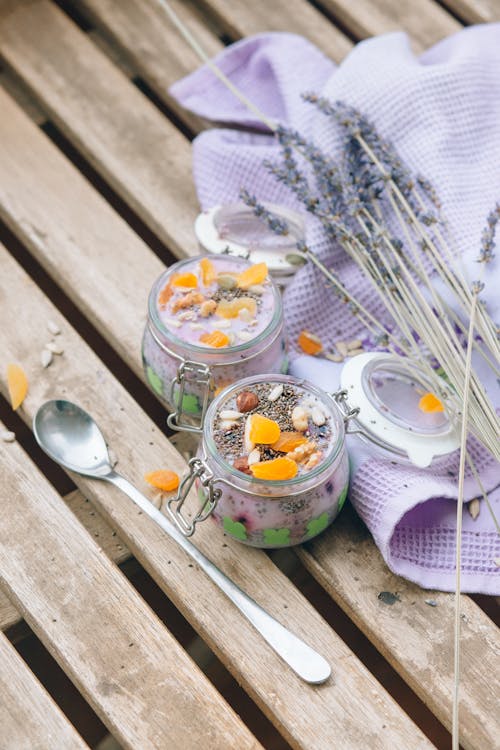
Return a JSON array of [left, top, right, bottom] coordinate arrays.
[[236, 262, 268, 289], [6, 363, 28, 411], [199, 257, 216, 285], [171, 272, 198, 288], [271, 431, 308, 453], [298, 330, 323, 356], [158, 282, 173, 307], [215, 297, 257, 319], [199, 330, 230, 348], [418, 392, 444, 413], [250, 457, 298, 481], [144, 470, 180, 492], [248, 413, 281, 444]]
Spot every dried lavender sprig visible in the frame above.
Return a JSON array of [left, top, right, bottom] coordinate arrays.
[[239, 189, 290, 235]]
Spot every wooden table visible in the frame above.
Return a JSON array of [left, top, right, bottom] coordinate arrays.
[[0, 1, 498, 748]]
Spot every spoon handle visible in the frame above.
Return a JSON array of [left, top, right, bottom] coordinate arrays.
[[107, 471, 331, 684]]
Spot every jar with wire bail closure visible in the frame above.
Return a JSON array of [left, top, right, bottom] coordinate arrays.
[[142, 255, 287, 433], [166, 374, 350, 548]]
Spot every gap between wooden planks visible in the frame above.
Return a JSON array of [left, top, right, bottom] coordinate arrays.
[[0, 18, 496, 750], [0, 416, 259, 750], [0, 629, 90, 750]]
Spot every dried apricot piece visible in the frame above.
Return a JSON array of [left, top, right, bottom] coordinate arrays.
[[144, 469, 180, 492], [216, 297, 257, 319], [271, 431, 308, 453], [7, 363, 28, 411], [171, 272, 198, 288], [158, 282, 173, 307], [199, 330, 230, 348], [298, 330, 323, 356], [418, 392, 444, 413], [199, 257, 216, 285], [248, 413, 281, 444], [236, 262, 268, 289], [250, 457, 298, 480]]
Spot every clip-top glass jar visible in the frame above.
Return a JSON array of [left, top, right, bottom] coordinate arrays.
[[142, 255, 287, 432], [166, 374, 350, 548]]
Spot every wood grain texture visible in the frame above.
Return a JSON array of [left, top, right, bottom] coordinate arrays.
[[316, 0, 460, 50], [0, 630, 89, 750], [0, 0, 198, 256], [297, 506, 500, 750], [0, 248, 432, 749], [0, 490, 129, 633], [441, 0, 500, 22], [0, 421, 259, 750], [198, 0, 352, 62]]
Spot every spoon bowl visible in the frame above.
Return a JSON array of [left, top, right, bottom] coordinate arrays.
[[33, 400, 112, 477]]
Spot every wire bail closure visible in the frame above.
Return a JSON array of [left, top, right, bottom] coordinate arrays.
[[166, 456, 222, 536], [167, 360, 215, 433]]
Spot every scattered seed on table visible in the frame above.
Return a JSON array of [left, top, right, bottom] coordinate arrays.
[[424, 599, 438, 607], [1, 431, 16, 443], [494, 557, 500, 568], [378, 591, 400, 605], [347, 348, 365, 357], [108, 448, 118, 468], [47, 320, 61, 335], [46, 341, 64, 355], [335, 341, 349, 357], [347, 339, 363, 351], [41, 349, 53, 368], [325, 352, 344, 363]]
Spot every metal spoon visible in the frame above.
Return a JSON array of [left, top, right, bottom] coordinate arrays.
[[33, 400, 331, 684]]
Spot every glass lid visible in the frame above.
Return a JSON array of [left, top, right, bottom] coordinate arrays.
[[194, 202, 305, 276], [340, 352, 461, 468]]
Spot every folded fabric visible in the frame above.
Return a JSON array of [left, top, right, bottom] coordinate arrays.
[[171, 26, 500, 593]]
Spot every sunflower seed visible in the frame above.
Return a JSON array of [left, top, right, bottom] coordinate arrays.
[[325, 352, 344, 363], [47, 320, 61, 336], [311, 406, 326, 426], [248, 448, 261, 466], [424, 599, 438, 607], [220, 410, 243, 421], [166, 318, 182, 328], [46, 341, 64, 355], [468, 497, 480, 520], [220, 419, 239, 432], [335, 341, 349, 357], [268, 384, 284, 402], [41, 349, 53, 368], [1, 431, 16, 443], [237, 330, 254, 342], [213, 319, 231, 329], [494, 558, 500, 568], [248, 284, 265, 295]]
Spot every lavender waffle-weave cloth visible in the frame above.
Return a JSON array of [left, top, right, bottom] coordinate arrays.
[[171, 27, 500, 593]]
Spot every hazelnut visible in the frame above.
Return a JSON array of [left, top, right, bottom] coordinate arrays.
[[236, 390, 259, 413], [233, 456, 251, 474]]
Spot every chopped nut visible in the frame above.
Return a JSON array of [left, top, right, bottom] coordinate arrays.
[[325, 352, 344, 363], [47, 320, 61, 335], [335, 341, 349, 357], [311, 406, 326, 426], [219, 419, 239, 432], [217, 273, 237, 290], [291, 405, 309, 432], [41, 349, 53, 368], [237, 330, 254, 342], [165, 318, 182, 328], [236, 391, 259, 413], [1, 430, 16, 443], [46, 341, 64, 355], [233, 456, 251, 474], [213, 319, 231, 329], [220, 410, 243, 421], [347, 339, 363, 351], [287, 440, 317, 463], [268, 384, 284, 402], [304, 450, 322, 469], [200, 299, 217, 318], [171, 291, 204, 313], [178, 310, 197, 321], [248, 448, 261, 466], [468, 498, 480, 520]]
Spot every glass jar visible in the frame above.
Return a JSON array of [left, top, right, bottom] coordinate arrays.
[[142, 255, 287, 432], [167, 374, 350, 548]]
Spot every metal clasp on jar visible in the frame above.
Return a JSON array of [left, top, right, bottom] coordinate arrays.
[[166, 456, 221, 536], [332, 388, 405, 457], [167, 360, 215, 433]]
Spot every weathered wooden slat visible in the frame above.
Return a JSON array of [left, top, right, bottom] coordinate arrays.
[[0, 630, 89, 750], [0, 489, 130, 633], [297, 506, 500, 750], [440, 0, 500, 23], [0, 248, 432, 749], [315, 0, 461, 50], [0, 418, 258, 750], [0, 0, 197, 257]]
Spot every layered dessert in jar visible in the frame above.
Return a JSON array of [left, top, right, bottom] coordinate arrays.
[[196, 375, 349, 547], [142, 255, 286, 427]]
